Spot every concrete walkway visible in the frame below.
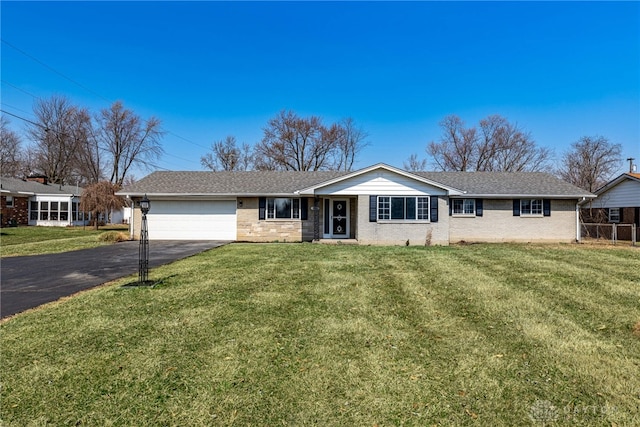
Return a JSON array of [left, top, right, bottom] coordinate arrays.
[[1, 240, 228, 319]]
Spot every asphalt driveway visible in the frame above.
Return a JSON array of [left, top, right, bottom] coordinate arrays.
[[1, 241, 228, 319]]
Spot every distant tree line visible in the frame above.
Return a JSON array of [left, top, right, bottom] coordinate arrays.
[[1, 95, 164, 224], [2, 96, 625, 201], [200, 111, 369, 172], [404, 114, 624, 192], [1, 95, 164, 187]]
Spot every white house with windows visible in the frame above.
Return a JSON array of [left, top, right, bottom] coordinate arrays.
[[0, 176, 87, 227], [118, 163, 594, 245], [581, 172, 640, 241]]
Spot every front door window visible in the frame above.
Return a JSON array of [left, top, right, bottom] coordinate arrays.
[[332, 200, 347, 236]]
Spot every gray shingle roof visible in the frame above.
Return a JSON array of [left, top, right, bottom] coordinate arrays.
[[414, 172, 593, 197], [0, 177, 81, 195], [118, 168, 593, 198], [119, 171, 350, 196]]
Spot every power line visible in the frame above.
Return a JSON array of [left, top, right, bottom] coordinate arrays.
[[3, 42, 212, 154], [1, 79, 39, 100], [0, 102, 35, 117], [0, 108, 42, 128], [2, 38, 113, 103]]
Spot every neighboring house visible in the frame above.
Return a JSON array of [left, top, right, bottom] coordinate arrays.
[[581, 172, 640, 241], [0, 176, 87, 227], [117, 164, 594, 245]]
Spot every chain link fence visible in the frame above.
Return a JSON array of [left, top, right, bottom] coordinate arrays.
[[581, 223, 638, 246]]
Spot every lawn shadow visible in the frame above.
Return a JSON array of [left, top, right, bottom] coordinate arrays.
[[121, 274, 179, 289]]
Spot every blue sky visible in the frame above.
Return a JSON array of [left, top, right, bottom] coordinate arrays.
[[2, 1, 639, 177]]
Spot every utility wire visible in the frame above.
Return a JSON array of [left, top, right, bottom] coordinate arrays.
[[2, 38, 113, 103], [0, 108, 43, 128], [0, 101, 35, 117], [1, 79, 39, 99], [2, 40, 212, 154]]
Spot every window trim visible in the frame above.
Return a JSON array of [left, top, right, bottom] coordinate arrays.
[[265, 197, 301, 220], [608, 208, 620, 223], [520, 198, 543, 216], [452, 198, 476, 216], [377, 196, 430, 222]]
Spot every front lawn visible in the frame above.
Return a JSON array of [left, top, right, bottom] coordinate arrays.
[[0, 225, 129, 257], [1, 243, 639, 425]]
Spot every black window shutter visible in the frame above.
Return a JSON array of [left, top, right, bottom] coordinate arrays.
[[543, 199, 551, 217], [476, 199, 483, 217], [369, 196, 377, 222], [300, 198, 308, 220], [449, 199, 453, 216], [619, 207, 624, 222], [430, 196, 438, 222], [513, 199, 520, 216], [259, 197, 266, 220]]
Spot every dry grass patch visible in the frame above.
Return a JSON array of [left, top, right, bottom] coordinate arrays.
[[1, 243, 639, 426]]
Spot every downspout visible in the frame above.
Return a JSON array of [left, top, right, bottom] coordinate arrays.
[[127, 196, 135, 240], [576, 198, 585, 243]]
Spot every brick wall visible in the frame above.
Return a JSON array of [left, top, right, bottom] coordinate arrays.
[[450, 199, 577, 243], [356, 195, 450, 246], [1, 195, 29, 227]]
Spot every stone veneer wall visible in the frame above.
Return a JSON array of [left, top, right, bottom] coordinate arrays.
[[237, 197, 313, 242]]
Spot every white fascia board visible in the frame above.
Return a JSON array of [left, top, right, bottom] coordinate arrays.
[[297, 163, 465, 195], [593, 173, 640, 195], [454, 194, 597, 199], [117, 192, 298, 198]]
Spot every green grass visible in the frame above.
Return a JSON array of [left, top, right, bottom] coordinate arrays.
[[1, 243, 639, 426], [0, 225, 129, 257]]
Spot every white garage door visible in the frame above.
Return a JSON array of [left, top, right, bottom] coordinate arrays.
[[146, 200, 236, 240]]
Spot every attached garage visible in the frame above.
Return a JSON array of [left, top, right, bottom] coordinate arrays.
[[146, 199, 237, 240]]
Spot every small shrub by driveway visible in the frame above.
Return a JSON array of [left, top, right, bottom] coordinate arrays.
[[1, 243, 639, 426]]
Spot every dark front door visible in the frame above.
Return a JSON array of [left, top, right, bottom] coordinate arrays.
[[332, 200, 347, 237]]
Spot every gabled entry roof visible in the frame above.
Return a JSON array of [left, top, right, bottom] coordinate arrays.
[[296, 163, 465, 195]]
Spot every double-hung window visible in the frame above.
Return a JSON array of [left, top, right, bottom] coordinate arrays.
[[39, 201, 49, 220], [5, 196, 14, 208], [453, 199, 475, 215], [267, 198, 300, 220], [521, 199, 543, 216], [377, 196, 429, 221], [608, 208, 620, 223], [30, 201, 38, 221]]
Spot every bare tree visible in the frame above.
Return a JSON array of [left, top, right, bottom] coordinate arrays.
[[80, 181, 125, 229], [336, 117, 369, 171], [559, 136, 622, 192], [427, 115, 478, 171], [427, 114, 552, 172], [403, 153, 427, 171], [26, 95, 91, 184], [0, 116, 24, 177], [255, 110, 341, 171], [477, 115, 552, 172], [200, 136, 253, 171], [74, 109, 103, 185], [95, 101, 164, 186], [254, 110, 367, 171]]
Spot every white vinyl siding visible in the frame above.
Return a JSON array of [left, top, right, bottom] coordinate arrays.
[[590, 178, 640, 208], [316, 170, 447, 196]]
